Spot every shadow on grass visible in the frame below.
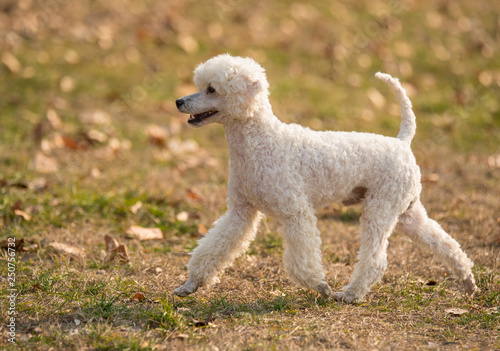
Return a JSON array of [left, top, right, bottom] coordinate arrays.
[[172, 289, 339, 323]]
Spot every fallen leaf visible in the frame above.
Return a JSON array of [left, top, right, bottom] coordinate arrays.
[[152, 149, 173, 162], [86, 129, 108, 143], [0, 180, 27, 189], [193, 310, 215, 327], [147, 124, 169, 147], [176, 211, 189, 222], [445, 308, 469, 316], [177, 34, 198, 54], [50, 198, 59, 206], [130, 201, 143, 214], [121, 139, 132, 150], [48, 242, 86, 259], [107, 138, 131, 154], [126, 225, 163, 241], [90, 168, 102, 178], [11, 182, 28, 189], [431, 114, 455, 129], [168, 138, 199, 155], [487, 154, 500, 169], [108, 138, 121, 153], [31, 283, 42, 291], [33, 121, 44, 146], [422, 173, 440, 183], [114, 244, 130, 263], [187, 189, 202, 202], [10, 199, 23, 212], [2, 51, 21, 73], [197, 224, 208, 235], [31, 152, 59, 174], [14, 209, 31, 221], [46, 108, 63, 129], [29, 177, 48, 192], [105, 234, 120, 252], [97, 24, 114, 49], [21, 245, 35, 256], [60, 76, 75, 92], [104, 235, 129, 263], [367, 87, 386, 109], [1, 238, 24, 251], [131, 293, 146, 302], [79, 110, 111, 125], [62, 135, 80, 150], [175, 333, 189, 340], [487, 306, 499, 315]]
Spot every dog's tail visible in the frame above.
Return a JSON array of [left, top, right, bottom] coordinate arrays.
[[375, 72, 416, 144]]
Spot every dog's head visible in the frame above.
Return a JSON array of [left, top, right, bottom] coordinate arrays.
[[176, 54, 269, 127]]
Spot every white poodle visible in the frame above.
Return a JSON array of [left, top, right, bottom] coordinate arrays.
[[173, 54, 477, 303]]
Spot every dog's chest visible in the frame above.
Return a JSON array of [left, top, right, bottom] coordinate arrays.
[[228, 155, 305, 215]]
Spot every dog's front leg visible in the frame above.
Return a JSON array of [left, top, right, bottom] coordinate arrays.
[[282, 208, 331, 298], [174, 203, 261, 297]]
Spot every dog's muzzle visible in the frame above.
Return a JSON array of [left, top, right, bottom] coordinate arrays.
[[188, 110, 218, 125], [175, 95, 218, 125]]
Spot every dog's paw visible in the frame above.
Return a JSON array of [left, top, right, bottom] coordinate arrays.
[[173, 278, 199, 297], [463, 274, 479, 296], [316, 282, 332, 299], [332, 291, 357, 304]]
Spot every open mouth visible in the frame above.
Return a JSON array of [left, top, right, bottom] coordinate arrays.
[[188, 110, 218, 124]]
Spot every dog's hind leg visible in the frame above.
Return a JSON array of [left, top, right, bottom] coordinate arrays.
[[333, 200, 401, 303], [281, 209, 331, 298], [397, 200, 477, 295], [173, 202, 261, 297]]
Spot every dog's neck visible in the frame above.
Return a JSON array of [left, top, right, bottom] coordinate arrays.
[[223, 104, 281, 160]]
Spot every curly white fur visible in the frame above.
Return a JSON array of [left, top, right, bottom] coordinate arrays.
[[173, 54, 477, 303]]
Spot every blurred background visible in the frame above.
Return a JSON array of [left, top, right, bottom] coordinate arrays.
[[1, 0, 499, 236], [1, 0, 499, 155]]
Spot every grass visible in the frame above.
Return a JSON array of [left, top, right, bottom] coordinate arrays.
[[1, 0, 500, 349]]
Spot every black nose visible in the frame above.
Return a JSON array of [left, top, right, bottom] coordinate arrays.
[[176, 99, 184, 109]]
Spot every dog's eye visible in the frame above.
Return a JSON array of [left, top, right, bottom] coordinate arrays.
[[207, 85, 216, 94]]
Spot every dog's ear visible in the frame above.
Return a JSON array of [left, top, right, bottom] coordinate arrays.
[[245, 80, 261, 99]]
